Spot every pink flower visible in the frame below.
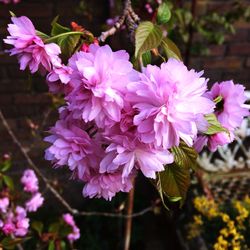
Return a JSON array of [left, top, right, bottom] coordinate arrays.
[[4, 16, 61, 74], [66, 44, 138, 127], [208, 81, 249, 130], [2, 221, 15, 235], [2, 206, 29, 236], [83, 171, 134, 201], [100, 135, 174, 179], [15, 206, 29, 236], [195, 81, 249, 152], [25, 193, 44, 212], [0, 197, 9, 213], [126, 59, 215, 149], [45, 119, 104, 180], [63, 213, 80, 242], [21, 169, 39, 193], [46, 63, 73, 94]]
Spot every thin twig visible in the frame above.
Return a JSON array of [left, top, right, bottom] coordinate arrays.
[[98, 0, 140, 42], [124, 180, 135, 250], [0, 109, 155, 219]]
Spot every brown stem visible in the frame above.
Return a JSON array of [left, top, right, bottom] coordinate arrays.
[[124, 179, 135, 250], [98, 0, 140, 42], [0, 109, 155, 219]]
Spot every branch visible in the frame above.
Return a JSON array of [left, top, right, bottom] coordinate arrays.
[[98, 0, 140, 42], [0, 109, 156, 219]]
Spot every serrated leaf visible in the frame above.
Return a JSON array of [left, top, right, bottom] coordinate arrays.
[[171, 141, 198, 171], [32, 221, 44, 236], [204, 113, 228, 135], [157, 162, 190, 205], [157, 3, 171, 25], [135, 21, 163, 58], [142, 51, 152, 66], [3, 175, 14, 190], [161, 37, 182, 61]]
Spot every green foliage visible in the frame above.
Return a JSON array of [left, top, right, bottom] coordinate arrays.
[[204, 114, 228, 135], [31, 221, 44, 236], [156, 141, 198, 207], [2, 175, 14, 190], [161, 37, 182, 60], [135, 21, 163, 58], [49, 17, 84, 58], [157, 2, 171, 25], [0, 237, 23, 249], [141, 51, 152, 66]]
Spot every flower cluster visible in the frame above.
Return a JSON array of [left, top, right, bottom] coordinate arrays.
[[4, 16, 249, 201], [0, 169, 44, 237], [187, 196, 250, 250], [63, 213, 80, 243]]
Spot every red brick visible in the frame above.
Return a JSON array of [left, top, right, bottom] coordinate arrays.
[[246, 57, 250, 68], [204, 57, 242, 69], [207, 45, 226, 57], [13, 93, 52, 105], [225, 29, 248, 42], [228, 43, 250, 55]]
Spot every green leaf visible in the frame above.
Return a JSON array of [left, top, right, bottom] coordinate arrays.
[[171, 141, 198, 171], [1, 160, 11, 172], [51, 16, 71, 36], [48, 222, 60, 234], [48, 17, 83, 58], [141, 51, 152, 67], [48, 241, 55, 250], [161, 37, 182, 61], [157, 3, 171, 25], [3, 175, 14, 190], [135, 21, 163, 58], [204, 113, 228, 135], [157, 162, 190, 204], [32, 221, 44, 236]]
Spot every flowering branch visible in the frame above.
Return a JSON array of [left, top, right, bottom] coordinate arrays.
[[98, 0, 140, 42], [0, 110, 156, 218]]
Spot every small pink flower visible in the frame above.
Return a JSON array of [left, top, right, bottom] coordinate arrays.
[[15, 206, 29, 236], [25, 193, 44, 212], [21, 169, 39, 193], [208, 81, 249, 130], [0, 197, 9, 213], [63, 213, 80, 242]]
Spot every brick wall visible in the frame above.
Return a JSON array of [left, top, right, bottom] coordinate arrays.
[[0, 0, 249, 167]]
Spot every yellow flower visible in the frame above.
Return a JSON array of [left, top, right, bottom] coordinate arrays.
[[193, 215, 203, 225]]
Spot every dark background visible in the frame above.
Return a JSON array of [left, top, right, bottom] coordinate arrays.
[[0, 1, 250, 249]]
